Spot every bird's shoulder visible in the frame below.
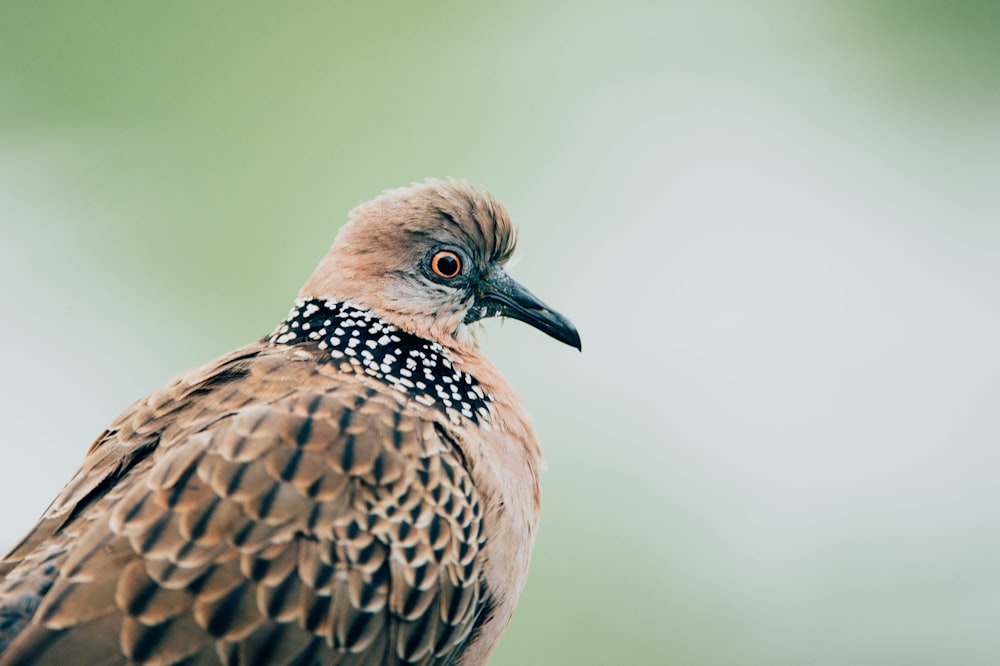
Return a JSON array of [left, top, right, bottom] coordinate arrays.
[[0, 340, 490, 664]]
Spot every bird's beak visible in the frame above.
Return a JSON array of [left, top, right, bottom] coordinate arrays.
[[473, 270, 582, 351]]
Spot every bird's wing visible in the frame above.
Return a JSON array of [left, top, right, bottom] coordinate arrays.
[[0, 344, 489, 665]]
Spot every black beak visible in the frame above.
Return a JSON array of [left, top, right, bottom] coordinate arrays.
[[468, 270, 582, 351]]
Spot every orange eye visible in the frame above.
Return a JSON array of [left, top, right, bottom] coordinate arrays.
[[431, 250, 462, 279]]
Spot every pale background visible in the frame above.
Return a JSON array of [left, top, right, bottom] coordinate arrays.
[[2, 2, 999, 664]]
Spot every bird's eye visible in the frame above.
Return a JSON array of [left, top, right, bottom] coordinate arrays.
[[431, 250, 462, 279]]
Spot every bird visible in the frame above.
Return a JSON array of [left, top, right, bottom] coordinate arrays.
[[0, 179, 580, 665]]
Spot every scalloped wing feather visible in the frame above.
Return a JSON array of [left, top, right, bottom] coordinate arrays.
[[0, 344, 489, 665]]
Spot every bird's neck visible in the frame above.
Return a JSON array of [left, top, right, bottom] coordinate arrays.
[[270, 298, 495, 426]]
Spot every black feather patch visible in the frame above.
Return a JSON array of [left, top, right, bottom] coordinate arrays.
[[269, 299, 494, 425]]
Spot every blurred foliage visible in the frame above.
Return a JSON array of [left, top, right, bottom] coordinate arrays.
[[842, 0, 1000, 100]]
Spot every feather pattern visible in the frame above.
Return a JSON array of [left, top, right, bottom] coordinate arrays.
[[0, 180, 577, 664], [0, 339, 488, 665]]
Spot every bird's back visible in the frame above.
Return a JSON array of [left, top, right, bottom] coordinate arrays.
[[0, 303, 494, 665]]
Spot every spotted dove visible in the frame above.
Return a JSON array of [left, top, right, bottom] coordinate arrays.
[[0, 180, 580, 665]]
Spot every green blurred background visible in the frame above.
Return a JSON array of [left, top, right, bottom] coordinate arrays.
[[2, 2, 999, 663]]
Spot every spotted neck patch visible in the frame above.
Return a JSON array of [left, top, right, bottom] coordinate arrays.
[[269, 298, 493, 425]]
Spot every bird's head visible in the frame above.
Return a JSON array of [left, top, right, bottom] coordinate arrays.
[[300, 179, 581, 352]]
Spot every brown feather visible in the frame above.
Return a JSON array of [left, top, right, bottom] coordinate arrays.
[[0, 180, 568, 664]]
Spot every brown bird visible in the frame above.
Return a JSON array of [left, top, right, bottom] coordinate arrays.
[[0, 180, 580, 665]]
